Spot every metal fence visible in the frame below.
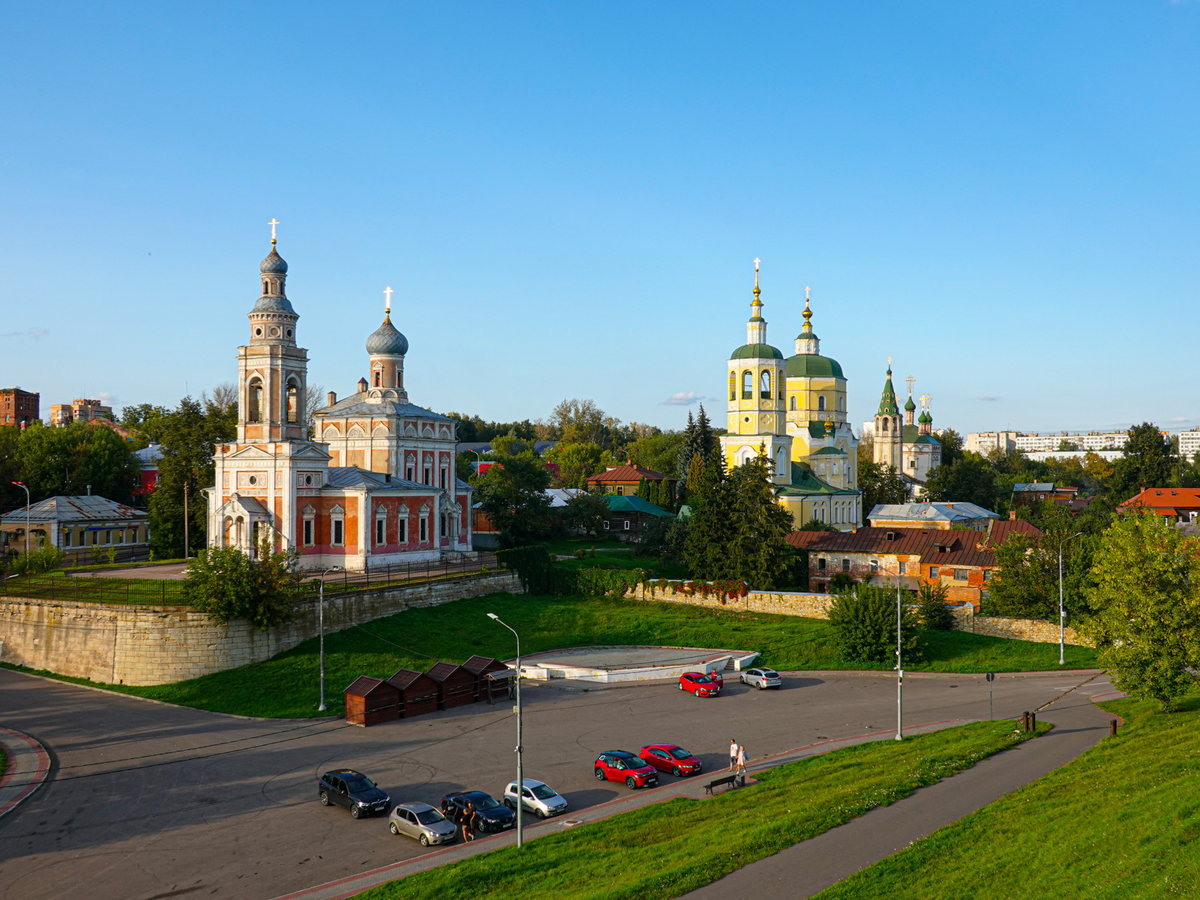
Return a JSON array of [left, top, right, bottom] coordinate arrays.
[[310, 552, 500, 597], [0, 575, 187, 605]]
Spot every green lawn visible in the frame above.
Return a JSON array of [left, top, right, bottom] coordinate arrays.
[[350, 721, 1046, 900], [812, 694, 1200, 899], [540, 536, 630, 555], [2, 592, 1099, 718], [0, 573, 185, 605]]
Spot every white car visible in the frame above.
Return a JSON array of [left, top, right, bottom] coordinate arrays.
[[503, 779, 569, 819], [740, 667, 782, 689]]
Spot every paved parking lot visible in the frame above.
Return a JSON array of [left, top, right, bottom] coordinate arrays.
[[0, 666, 1101, 900]]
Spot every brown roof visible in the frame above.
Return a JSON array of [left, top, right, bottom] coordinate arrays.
[[586, 465, 671, 484], [786, 521, 1045, 570], [387, 668, 434, 690], [462, 655, 508, 675], [425, 661, 467, 682], [344, 675, 390, 697], [1119, 487, 1200, 515]]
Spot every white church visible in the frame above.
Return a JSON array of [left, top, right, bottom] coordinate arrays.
[[205, 230, 473, 571]]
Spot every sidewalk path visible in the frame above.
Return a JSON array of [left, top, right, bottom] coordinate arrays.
[[679, 677, 1122, 900], [0, 726, 51, 820], [269, 718, 971, 900]]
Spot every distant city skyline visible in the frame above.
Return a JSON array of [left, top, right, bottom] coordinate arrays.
[[2, 3, 1198, 436]]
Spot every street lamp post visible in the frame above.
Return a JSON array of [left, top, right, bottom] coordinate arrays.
[[12, 482, 30, 559], [1058, 532, 1084, 666], [318, 566, 341, 711], [894, 566, 903, 741], [487, 612, 523, 847]]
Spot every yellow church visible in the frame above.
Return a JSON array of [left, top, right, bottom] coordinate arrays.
[[719, 261, 861, 531]]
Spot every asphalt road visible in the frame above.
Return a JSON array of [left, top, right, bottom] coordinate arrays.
[[0, 667, 1101, 900]]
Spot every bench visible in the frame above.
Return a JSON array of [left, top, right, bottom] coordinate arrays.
[[703, 774, 740, 795]]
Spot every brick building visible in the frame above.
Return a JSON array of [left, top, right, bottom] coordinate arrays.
[[787, 519, 1042, 608], [0, 387, 39, 427]]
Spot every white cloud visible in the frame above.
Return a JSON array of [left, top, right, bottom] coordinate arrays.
[[978, 396, 1001, 402], [96, 392, 120, 406], [662, 391, 703, 406], [1, 327, 49, 340]]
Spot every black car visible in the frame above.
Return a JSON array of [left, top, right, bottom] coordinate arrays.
[[318, 769, 391, 819], [440, 791, 516, 834]]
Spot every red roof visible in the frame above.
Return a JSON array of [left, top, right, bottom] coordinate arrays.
[[1119, 487, 1200, 516], [462, 655, 509, 675], [387, 668, 434, 690], [586, 465, 671, 484], [785, 520, 1044, 570], [344, 676, 391, 697], [425, 661, 467, 683]]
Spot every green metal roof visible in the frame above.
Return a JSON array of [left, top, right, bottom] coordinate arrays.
[[902, 424, 920, 443], [777, 462, 860, 497], [877, 372, 899, 416], [811, 445, 846, 456], [807, 421, 828, 439], [785, 354, 844, 378], [730, 343, 784, 360], [795, 331, 819, 342], [915, 434, 940, 445], [605, 495, 673, 517], [904, 395, 916, 411]]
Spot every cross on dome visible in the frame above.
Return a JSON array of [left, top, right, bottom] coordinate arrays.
[[906, 375, 915, 395], [268, 218, 280, 246], [383, 286, 394, 316]]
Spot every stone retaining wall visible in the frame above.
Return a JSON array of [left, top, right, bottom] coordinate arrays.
[[625, 582, 1089, 646], [0, 571, 520, 686]]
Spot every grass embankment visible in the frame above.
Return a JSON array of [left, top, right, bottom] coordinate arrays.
[[3, 593, 1100, 718], [351, 721, 1046, 900], [813, 695, 1200, 899]]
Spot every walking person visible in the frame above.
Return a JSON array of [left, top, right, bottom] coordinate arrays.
[[729, 738, 738, 773], [736, 743, 747, 776], [462, 800, 477, 842]]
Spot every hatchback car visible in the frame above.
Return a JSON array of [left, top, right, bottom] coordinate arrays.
[[594, 751, 659, 789], [504, 779, 569, 819], [638, 743, 703, 777], [317, 769, 391, 819], [679, 671, 722, 697], [389, 802, 458, 846], [440, 791, 516, 833], [740, 667, 782, 689]]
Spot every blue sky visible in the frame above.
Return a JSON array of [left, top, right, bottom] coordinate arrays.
[[2, 2, 1198, 436]]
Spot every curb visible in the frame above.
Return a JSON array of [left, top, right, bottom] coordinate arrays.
[[0, 726, 51, 821]]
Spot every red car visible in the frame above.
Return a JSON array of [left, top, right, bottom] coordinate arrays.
[[638, 744, 703, 777], [593, 751, 659, 789], [679, 671, 722, 697]]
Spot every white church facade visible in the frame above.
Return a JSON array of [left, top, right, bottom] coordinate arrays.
[[206, 232, 472, 571]]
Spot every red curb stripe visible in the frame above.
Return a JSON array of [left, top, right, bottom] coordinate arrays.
[[0, 726, 51, 819]]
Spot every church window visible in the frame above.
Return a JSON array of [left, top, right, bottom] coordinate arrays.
[[303, 518, 313, 546], [248, 379, 263, 422], [839, 396, 845, 411], [423, 464, 432, 485], [789, 396, 796, 411], [760, 371, 771, 399], [818, 395, 826, 412], [395, 370, 402, 388], [397, 517, 407, 543], [332, 518, 344, 546], [881, 419, 888, 432], [375, 516, 386, 545], [263, 281, 268, 295], [286, 382, 299, 423], [729, 372, 736, 401], [742, 371, 753, 399], [440, 466, 448, 490], [440, 515, 447, 538], [419, 517, 428, 542], [374, 370, 381, 388]]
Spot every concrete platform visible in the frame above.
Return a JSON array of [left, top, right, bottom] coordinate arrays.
[[518, 645, 760, 683]]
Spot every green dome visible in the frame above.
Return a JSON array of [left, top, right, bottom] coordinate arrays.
[[904, 395, 917, 412], [730, 343, 784, 360], [785, 354, 844, 378]]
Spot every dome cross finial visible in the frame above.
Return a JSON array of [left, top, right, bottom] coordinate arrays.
[[268, 218, 279, 247], [383, 286, 393, 317]]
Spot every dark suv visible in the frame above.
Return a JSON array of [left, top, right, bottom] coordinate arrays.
[[318, 769, 391, 819], [440, 791, 516, 834]]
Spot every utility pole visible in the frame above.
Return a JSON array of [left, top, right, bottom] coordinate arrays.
[[487, 613, 524, 847], [1058, 532, 1084, 665], [895, 568, 903, 741], [318, 567, 341, 711], [12, 482, 30, 559]]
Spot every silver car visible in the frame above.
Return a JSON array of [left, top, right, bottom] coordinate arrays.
[[503, 779, 569, 819], [388, 802, 458, 846], [740, 667, 782, 689]]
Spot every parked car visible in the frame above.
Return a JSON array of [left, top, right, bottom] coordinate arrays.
[[638, 743, 703, 777], [317, 769, 391, 819], [388, 802, 458, 846], [503, 779, 569, 819], [594, 751, 660, 789], [440, 791, 516, 833], [740, 667, 782, 689], [679, 671, 722, 697]]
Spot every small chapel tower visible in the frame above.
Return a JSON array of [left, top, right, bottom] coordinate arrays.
[[365, 286, 409, 400], [873, 361, 902, 472], [720, 259, 791, 483], [237, 222, 309, 443]]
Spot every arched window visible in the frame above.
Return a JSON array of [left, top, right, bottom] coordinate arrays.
[[263, 280, 268, 295], [882, 418, 889, 433], [760, 371, 771, 399], [286, 382, 299, 423], [742, 371, 753, 399], [396, 370, 402, 388], [839, 396, 845, 411], [789, 395, 796, 411], [818, 395, 826, 412], [248, 379, 263, 423], [729, 372, 736, 401]]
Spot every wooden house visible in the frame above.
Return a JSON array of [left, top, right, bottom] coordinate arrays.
[[425, 661, 476, 710], [462, 655, 514, 702], [387, 668, 440, 719], [343, 676, 399, 727]]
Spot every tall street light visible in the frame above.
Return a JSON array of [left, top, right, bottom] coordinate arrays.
[[487, 612, 524, 847], [12, 482, 30, 559], [892, 565, 904, 741], [318, 566, 341, 711], [1058, 531, 1084, 666]]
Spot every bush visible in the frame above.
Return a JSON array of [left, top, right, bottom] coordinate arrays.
[[3, 545, 65, 576], [828, 586, 922, 664], [183, 539, 303, 630], [917, 583, 954, 630], [829, 572, 856, 592]]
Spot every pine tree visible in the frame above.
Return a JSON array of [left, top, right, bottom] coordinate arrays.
[[695, 404, 716, 459], [684, 449, 735, 580], [726, 447, 794, 588], [676, 411, 698, 481], [635, 476, 653, 501]]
